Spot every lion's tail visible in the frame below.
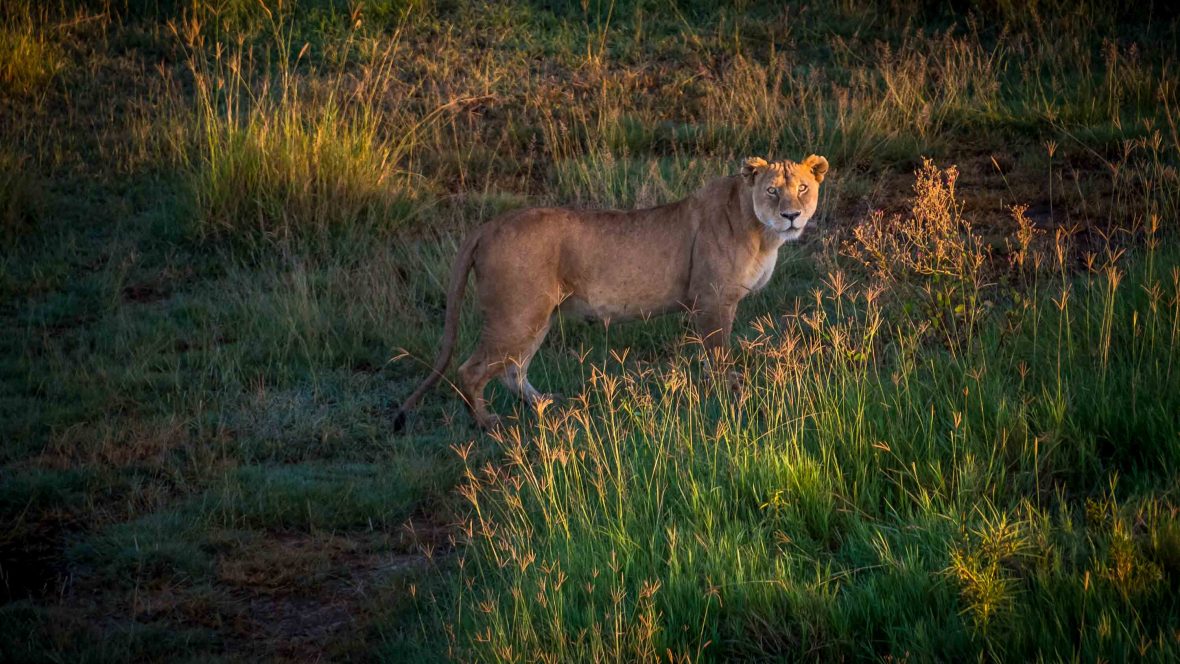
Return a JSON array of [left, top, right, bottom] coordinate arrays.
[[392, 228, 482, 432]]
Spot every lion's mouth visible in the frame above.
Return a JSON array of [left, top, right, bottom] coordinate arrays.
[[758, 211, 808, 237]]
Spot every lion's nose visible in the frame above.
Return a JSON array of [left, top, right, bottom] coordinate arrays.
[[781, 211, 801, 221]]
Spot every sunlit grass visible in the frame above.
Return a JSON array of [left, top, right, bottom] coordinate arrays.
[[0, 13, 64, 97], [441, 167, 1180, 660], [170, 12, 426, 254]]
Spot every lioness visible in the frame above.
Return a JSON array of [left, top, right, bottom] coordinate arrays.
[[394, 155, 829, 430]]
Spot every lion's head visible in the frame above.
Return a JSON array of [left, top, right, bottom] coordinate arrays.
[[741, 155, 829, 242]]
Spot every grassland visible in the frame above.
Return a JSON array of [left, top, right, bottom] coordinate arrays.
[[1, 0, 1179, 661]]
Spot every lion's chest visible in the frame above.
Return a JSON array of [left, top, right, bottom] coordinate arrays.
[[744, 249, 779, 293]]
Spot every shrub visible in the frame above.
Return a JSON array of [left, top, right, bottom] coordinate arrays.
[[844, 159, 991, 349]]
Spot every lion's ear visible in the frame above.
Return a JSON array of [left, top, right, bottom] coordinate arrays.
[[741, 157, 769, 185], [804, 155, 829, 183]]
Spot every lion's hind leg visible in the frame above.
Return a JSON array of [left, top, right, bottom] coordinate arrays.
[[499, 316, 559, 407], [502, 364, 543, 404], [462, 298, 558, 430], [500, 316, 557, 409], [457, 351, 504, 430]]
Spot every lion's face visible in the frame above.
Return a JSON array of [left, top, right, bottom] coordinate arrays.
[[741, 155, 829, 242]]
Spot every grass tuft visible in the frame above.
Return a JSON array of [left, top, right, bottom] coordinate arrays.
[[0, 15, 65, 96], [173, 16, 424, 254]]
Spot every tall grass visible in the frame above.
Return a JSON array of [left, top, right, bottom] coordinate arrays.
[[170, 9, 426, 254], [440, 164, 1180, 661], [0, 7, 65, 97]]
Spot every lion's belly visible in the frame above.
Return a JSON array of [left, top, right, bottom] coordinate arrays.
[[555, 234, 693, 322], [558, 293, 683, 322]]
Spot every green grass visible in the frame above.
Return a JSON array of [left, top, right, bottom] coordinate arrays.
[[436, 171, 1180, 660], [2, 0, 1179, 660]]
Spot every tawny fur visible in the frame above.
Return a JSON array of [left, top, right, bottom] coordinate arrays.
[[393, 155, 829, 430]]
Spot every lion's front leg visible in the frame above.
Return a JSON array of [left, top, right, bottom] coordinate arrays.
[[693, 300, 742, 393]]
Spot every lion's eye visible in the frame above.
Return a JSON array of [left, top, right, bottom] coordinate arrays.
[[767, 186, 778, 196], [798, 184, 809, 194]]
